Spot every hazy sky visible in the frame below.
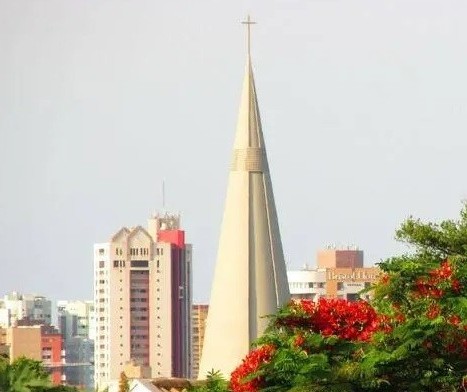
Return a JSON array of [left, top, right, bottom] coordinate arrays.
[[1, 0, 467, 304]]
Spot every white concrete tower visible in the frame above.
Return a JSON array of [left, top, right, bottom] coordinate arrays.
[[199, 17, 290, 378]]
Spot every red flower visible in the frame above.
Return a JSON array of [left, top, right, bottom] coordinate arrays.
[[230, 345, 275, 392], [448, 314, 461, 326], [395, 313, 406, 323], [293, 334, 305, 347], [427, 304, 441, 319], [293, 298, 381, 342], [380, 274, 390, 285], [451, 279, 462, 293]]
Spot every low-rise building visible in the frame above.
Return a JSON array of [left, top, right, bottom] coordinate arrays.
[[288, 247, 380, 301], [6, 324, 64, 384]]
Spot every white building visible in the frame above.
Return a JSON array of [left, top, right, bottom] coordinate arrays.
[[93, 213, 192, 389], [287, 268, 327, 301], [0, 292, 52, 327]]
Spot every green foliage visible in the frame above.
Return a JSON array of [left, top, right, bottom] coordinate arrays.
[[189, 370, 229, 392], [0, 356, 82, 392], [366, 204, 467, 391], [0, 356, 52, 392], [229, 203, 467, 392]]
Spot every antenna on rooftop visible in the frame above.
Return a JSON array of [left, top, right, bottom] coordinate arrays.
[[162, 180, 166, 211]]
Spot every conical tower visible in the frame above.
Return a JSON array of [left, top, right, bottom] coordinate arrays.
[[198, 17, 290, 378]]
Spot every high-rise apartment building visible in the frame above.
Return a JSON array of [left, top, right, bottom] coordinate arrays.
[[93, 213, 192, 389], [0, 292, 52, 327], [57, 300, 95, 388], [191, 304, 208, 379]]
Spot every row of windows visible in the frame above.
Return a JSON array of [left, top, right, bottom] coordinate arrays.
[[289, 282, 326, 289], [130, 248, 149, 256], [131, 260, 149, 268], [131, 325, 148, 330], [130, 298, 147, 302], [132, 316, 148, 321], [114, 260, 126, 268], [131, 270, 149, 275], [130, 334, 148, 340], [131, 344, 150, 349], [130, 288, 147, 293]]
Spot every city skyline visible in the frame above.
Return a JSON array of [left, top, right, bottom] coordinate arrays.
[[2, 1, 467, 304]]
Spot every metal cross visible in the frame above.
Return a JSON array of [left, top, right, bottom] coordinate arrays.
[[241, 15, 256, 56]]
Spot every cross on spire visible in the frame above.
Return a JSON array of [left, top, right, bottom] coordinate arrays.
[[241, 15, 256, 57]]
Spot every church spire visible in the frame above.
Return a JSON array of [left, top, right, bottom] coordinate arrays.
[[241, 15, 256, 60], [198, 18, 290, 378]]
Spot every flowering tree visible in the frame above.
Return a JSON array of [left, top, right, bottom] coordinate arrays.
[[229, 205, 467, 392], [367, 207, 467, 390], [230, 298, 386, 392]]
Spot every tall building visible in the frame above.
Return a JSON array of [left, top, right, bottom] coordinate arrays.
[[93, 213, 192, 389], [57, 300, 95, 389], [0, 292, 52, 327], [191, 304, 208, 379], [199, 19, 290, 378], [288, 247, 380, 301]]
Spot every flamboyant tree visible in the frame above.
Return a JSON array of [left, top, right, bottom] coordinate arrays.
[[228, 204, 467, 392]]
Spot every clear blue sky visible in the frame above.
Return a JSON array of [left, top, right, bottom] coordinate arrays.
[[1, 0, 467, 303]]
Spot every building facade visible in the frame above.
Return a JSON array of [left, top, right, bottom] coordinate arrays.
[[57, 300, 94, 341], [57, 300, 95, 388], [191, 304, 208, 379], [93, 213, 192, 389], [288, 248, 380, 301], [6, 325, 64, 384], [0, 292, 52, 327]]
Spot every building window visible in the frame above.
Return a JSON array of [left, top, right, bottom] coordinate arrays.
[[99, 260, 105, 268], [337, 282, 344, 291], [114, 260, 119, 268], [131, 260, 149, 268], [99, 248, 105, 255]]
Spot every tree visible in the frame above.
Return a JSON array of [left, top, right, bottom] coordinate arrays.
[[229, 204, 467, 391], [188, 370, 228, 392], [0, 356, 52, 392], [118, 371, 129, 392], [366, 205, 467, 390]]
